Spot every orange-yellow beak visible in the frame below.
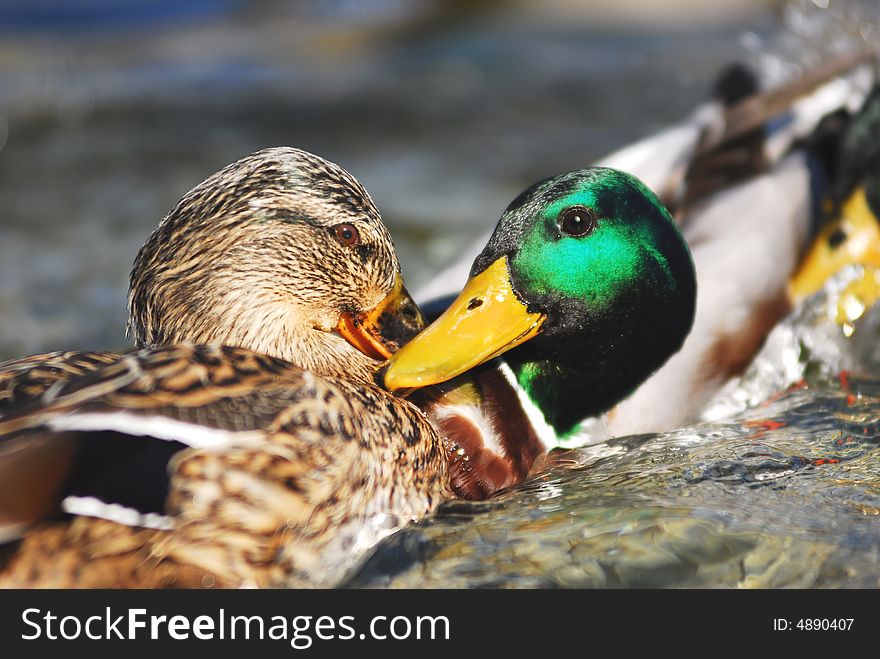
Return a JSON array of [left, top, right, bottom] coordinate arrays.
[[335, 274, 426, 360], [383, 256, 545, 390], [789, 187, 880, 303], [789, 187, 880, 335]]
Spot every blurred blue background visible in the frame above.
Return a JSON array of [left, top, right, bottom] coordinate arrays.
[[0, 0, 873, 359]]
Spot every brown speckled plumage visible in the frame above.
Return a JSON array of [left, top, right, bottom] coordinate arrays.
[[0, 345, 447, 588], [0, 147, 450, 588], [0, 351, 122, 419]]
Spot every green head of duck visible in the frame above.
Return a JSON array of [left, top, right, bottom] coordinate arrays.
[[385, 167, 697, 437]]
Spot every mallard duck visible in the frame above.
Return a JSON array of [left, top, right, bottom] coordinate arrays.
[[789, 84, 880, 335], [0, 148, 702, 578], [383, 167, 696, 464], [0, 147, 451, 588], [403, 53, 877, 463], [3, 59, 876, 587]]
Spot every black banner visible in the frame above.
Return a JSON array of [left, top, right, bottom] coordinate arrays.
[[0, 588, 872, 655]]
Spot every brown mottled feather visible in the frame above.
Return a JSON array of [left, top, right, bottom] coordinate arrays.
[[0, 344, 449, 588], [0, 351, 121, 420], [0, 518, 226, 588]]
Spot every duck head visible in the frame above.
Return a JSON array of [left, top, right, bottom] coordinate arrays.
[[128, 147, 424, 385], [790, 85, 880, 309], [385, 167, 696, 437]]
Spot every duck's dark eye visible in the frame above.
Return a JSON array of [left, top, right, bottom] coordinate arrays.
[[827, 227, 847, 249], [558, 206, 596, 237], [332, 223, 360, 246]]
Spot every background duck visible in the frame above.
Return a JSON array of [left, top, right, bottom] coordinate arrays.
[[0, 147, 451, 588], [410, 53, 877, 453], [789, 84, 880, 333]]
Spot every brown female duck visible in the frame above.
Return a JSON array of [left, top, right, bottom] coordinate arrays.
[[0, 147, 450, 588]]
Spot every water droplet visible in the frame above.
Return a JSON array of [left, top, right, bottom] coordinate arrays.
[[841, 294, 866, 322], [842, 322, 855, 338]]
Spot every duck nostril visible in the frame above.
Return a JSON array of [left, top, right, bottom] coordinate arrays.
[[827, 227, 847, 249], [401, 303, 418, 320], [467, 298, 483, 311]]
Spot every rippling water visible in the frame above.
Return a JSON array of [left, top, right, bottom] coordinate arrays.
[[348, 270, 880, 588]]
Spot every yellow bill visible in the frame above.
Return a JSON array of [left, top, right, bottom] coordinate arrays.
[[789, 187, 880, 303], [383, 256, 545, 390]]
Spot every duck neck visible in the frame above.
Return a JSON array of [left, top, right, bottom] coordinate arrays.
[[505, 331, 672, 442], [414, 363, 545, 501]]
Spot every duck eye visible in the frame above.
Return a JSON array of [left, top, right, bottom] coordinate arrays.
[[827, 227, 846, 249], [558, 206, 596, 237], [332, 223, 360, 246]]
